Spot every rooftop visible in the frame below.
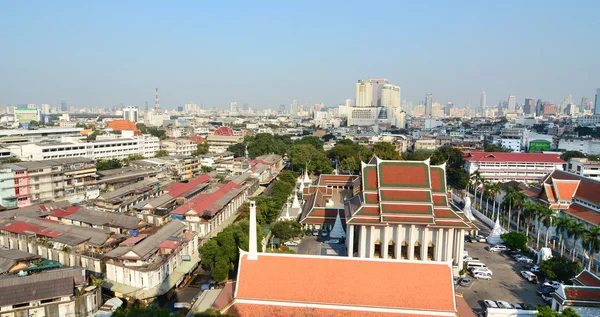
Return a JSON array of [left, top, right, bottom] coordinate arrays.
[[464, 151, 565, 163]]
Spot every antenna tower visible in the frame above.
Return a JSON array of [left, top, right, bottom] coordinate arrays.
[[154, 88, 160, 110]]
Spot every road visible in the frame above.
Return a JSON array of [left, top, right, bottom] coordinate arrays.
[[160, 267, 212, 312], [296, 236, 322, 255], [459, 216, 546, 313]]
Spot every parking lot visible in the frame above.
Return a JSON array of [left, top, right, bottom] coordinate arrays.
[[293, 234, 346, 256], [459, 218, 546, 313]]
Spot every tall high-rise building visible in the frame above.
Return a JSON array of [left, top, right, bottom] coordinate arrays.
[[535, 99, 543, 117], [445, 102, 454, 116], [581, 97, 589, 112], [344, 99, 352, 107], [381, 84, 401, 108], [60, 100, 67, 112], [425, 93, 432, 116], [594, 89, 600, 115], [508, 95, 516, 111], [229, 101, 238, 113], [41, 104, 51, 115], [123, 106, 139, 123], [184, 103, 197, 114], [290, 100, 298, 115], [524, 98, 535, 115], [480, 91, 486, 109], [355, 79, 389, 107]]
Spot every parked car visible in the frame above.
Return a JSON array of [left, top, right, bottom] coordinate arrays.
[[496, 301, 513, 309], [321, 230, 329, 237], [516, 256, 534, 264], [465, 236, 474, 243], [511, 252, 523, 260], [284, 240, 299, 247], [476, 235, 487, 243], [541, 292, 555, 302], [473, 272, 492, 280], [530, 265, 541, 273], [471, 267, 493, 276], [459, 278, 472, 287], [543, 281, 563, 289], [463, 255, 473, 261], [521, 271, 538, 283], [483, 300, 499, 308], [512, 303, 524, 309], [537, 285, 555, 295], [488, 244, 507, 252], [325, 239, 340, 244], [312, 229, 319, 236], [453, 276, 461, 285]]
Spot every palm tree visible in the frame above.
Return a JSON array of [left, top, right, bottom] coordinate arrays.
[[483, 181, 492, 217], [470, 171, 483, 208], [488, 183, 501, 220], [514, 192, 527, 233], [583, 227, 600, 271], [539, 206, 556, 248], [504, 187, 517, 232], [555, 216, 571, 257], [522, 201, 537, 239], [568, 221, 585, 262]]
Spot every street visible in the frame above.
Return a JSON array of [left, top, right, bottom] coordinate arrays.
[[460, 217, 546, 313]]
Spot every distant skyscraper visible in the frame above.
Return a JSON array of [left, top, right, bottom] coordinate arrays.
[[480, 91, 486, 109], [177, 106, 183, 112], [355, 78, 389, 107], [445, 102, 454, 116], [535, 99, 543, 117], [123, 106, 139, 122], [60, 100, 67, 112], [41, 104, 51, 114], [381, 84, 401, 108], [508, 95, 516, 111], [581, 97, 589, 112], [524, 98, 535, 115], [243, 103, 249, 111], [230, 101, 238, 113], [594, 89, 600, 115], [425, 93, 432, 116], [344, 99, 353, 107], [290, 100, 298, 115], [279, 104, 286, 113]]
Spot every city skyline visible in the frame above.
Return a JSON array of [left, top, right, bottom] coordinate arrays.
[[0, 1, 598, 109]]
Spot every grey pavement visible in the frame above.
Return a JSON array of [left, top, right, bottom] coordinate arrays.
[[297, 236, 322, 255]]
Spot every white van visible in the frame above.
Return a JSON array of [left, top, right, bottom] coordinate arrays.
[[466, 261, 487, 270]]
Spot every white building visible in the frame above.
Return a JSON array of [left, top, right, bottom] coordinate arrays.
[[104, 220, 199, 301], [558, 138, 600, 155], [143, 110, 170, 127], [567, 157, 600, 180], [123, 106, 139, 123], [7, 135, 160, 161], [499, 138, 523, 152], [161, 139, 197, 156], [41, 103, 51, 114], [206, 135, 242, 154], [464, 151, 565, 183]]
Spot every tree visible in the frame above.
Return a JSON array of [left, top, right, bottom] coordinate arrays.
[[514, 192, 527, 233], [154, 150, 169, 157], [193, 143, 210, 156], [504, 187, 518, 232], [539, 257, 583, 283], [536, 305, 581, 317], [488, 183, 501, 220], [287, 144, 333, 174], [278, 171, 297, 188], [327, 141, 371, 173], [560, 151, 586, 162], [125, 154, 145, 162], [402, 150, 433, 161], [538, 205, 555, 248], [246, 133, 291, 159], [483, 181, 493, 216], [113, 305, 175, 317], [272, 220, 303, 240], [201, 165, 213, 173], [582, 226, 600, 270], [96, 158, 123, 171], [430, 146, 468, 188], [484, 144, 511, 152], [568, 221, 585, 262], [136, 123, 148, 133], [270, 180, 293, 206], [0, 157, 21, 163], [555, 216, 571, 257], [195, 309, 235, 317], [322, 134, 336, 142], [227, 143, 245, 157], [500, 232, 528, 250], [294, 136, 324, 151], [373, 142, 400, 160]]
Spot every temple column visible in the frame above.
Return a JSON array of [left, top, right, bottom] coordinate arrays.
[[395, 225, 402, 260], [421, 227, 428, 261], [347, 225, 354, 258], [408, 225, 415, 260], [453, 229, 461, 264], [445, 229, 454, 262], [368, 226, 375, 259], [359, 225, 366, 258], [457, 229, 466, 269], [435, 228, 444, 261], [382, 226, 389, 259]]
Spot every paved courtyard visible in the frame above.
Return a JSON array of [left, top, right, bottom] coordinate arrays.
[[459, 218, 546, 313], [295, 235, 346, 256]]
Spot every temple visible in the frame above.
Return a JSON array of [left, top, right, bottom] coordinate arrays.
[[300, 156, 474, 270]]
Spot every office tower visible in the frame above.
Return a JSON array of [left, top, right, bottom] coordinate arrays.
[[344, 99, 352, 107], [381, 84, 401, 108], [543, 104, 557, 115], [243, 103, 249, 111], [524, 98, 535, 115], [508, 95, 516, 111], [425, 93, 432, 116], [184, 103, 197, 114], [431, 102, 443, 117], [581, 97, 589, 112], [290, 100, 298, 115], [445, 102, 454, 116], [595, 89, 600, 115], [279, 104, 286, 113], [60, 100, 67, 112], [177, 106, 183, 112], [480, 91, 486, 109], [355, 78, 389, 107], [413, 105, 426, 117], [41, 104, 51, 114], [122, 106, 139, 122], [535, 99, 543, 116], [229, 101, 238, 113]]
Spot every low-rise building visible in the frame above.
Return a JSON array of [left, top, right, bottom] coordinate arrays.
[[94, 179, 162, 213], [104, 220, 199, 302], [161, 139, 197, 156], [551, 269, 600, 316], [130, 156, 201, 180], [206, 135, 242, 154], [558, 137, 600, 155], [567, 157, 600, 180], [464, 151, 565, 184]]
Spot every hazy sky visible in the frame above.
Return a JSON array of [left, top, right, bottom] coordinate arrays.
[[1, 1, 598, 109]]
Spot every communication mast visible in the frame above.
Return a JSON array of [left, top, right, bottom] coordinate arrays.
[[154, 88, 160, 110]]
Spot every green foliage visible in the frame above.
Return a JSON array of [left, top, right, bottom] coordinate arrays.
[[227, 143, 245, 157], [539, 257, 583, 283], [372, 142, 400, 160], [246, 133, 291, 159], [147, 127, 167, 140], [501, 232, 528, 250], [278, 171, 297, 187], [535, 305, 581, 317], [253, 196, 281, 225], [96, 158, 123, 171], [323, 134, 336, 142], [560, 151, 586, 162], [402, 150, 433, 161], [195, 309, 235, 317], [199, 219, 264, 282], [201, 165, 213, 172], [154, 150, 169, 157], [271, 180, 293, 204], [192, 143, 210, 156], [294, 136, 324, 151], [136, 123, 148, 133], [113, 305, 176, 317], [271, 220, 303, 240], [0, 157, 22, 163], [126, 154, 145, 162], [267, 246, 296, 254], [484, 144, 512, 152], [575, 126, 600, 138], [287, 144, 333, 174], [327, 140, 371, 173]]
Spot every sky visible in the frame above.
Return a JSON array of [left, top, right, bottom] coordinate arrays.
[[0, 1, 598, 110]]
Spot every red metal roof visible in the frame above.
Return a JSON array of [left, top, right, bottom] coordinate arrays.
[[214, 126, 234, 136], [2, 222, 62, 238], [171, 181, 242, 216], [464, 151, 565, 163], [163, 174, 211, 198]]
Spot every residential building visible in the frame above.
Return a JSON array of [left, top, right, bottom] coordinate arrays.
[[0, 128, 83, 144], [577, 115, 600, 126], [0, 267, 101, 317], [143, 110, 170, 127], [567, 157, 600, 180], [508, 95, 516, 111], [558, 138, 600, 155], [130, 156, 201, 180], [104, 220, 200, 302], [206, 135, 242, 154], [425, 93, 433, 116], [122, 106, 139, 122], [414, 138, 437, 150], [543, 104, 558, 116], [107, 120, 139, 135], [161, 139, 197, 156], [464, 151, 565, 183], [94, 179, 161, 213], [96, 166, 159, 191], [551, 270, 600, 316]]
